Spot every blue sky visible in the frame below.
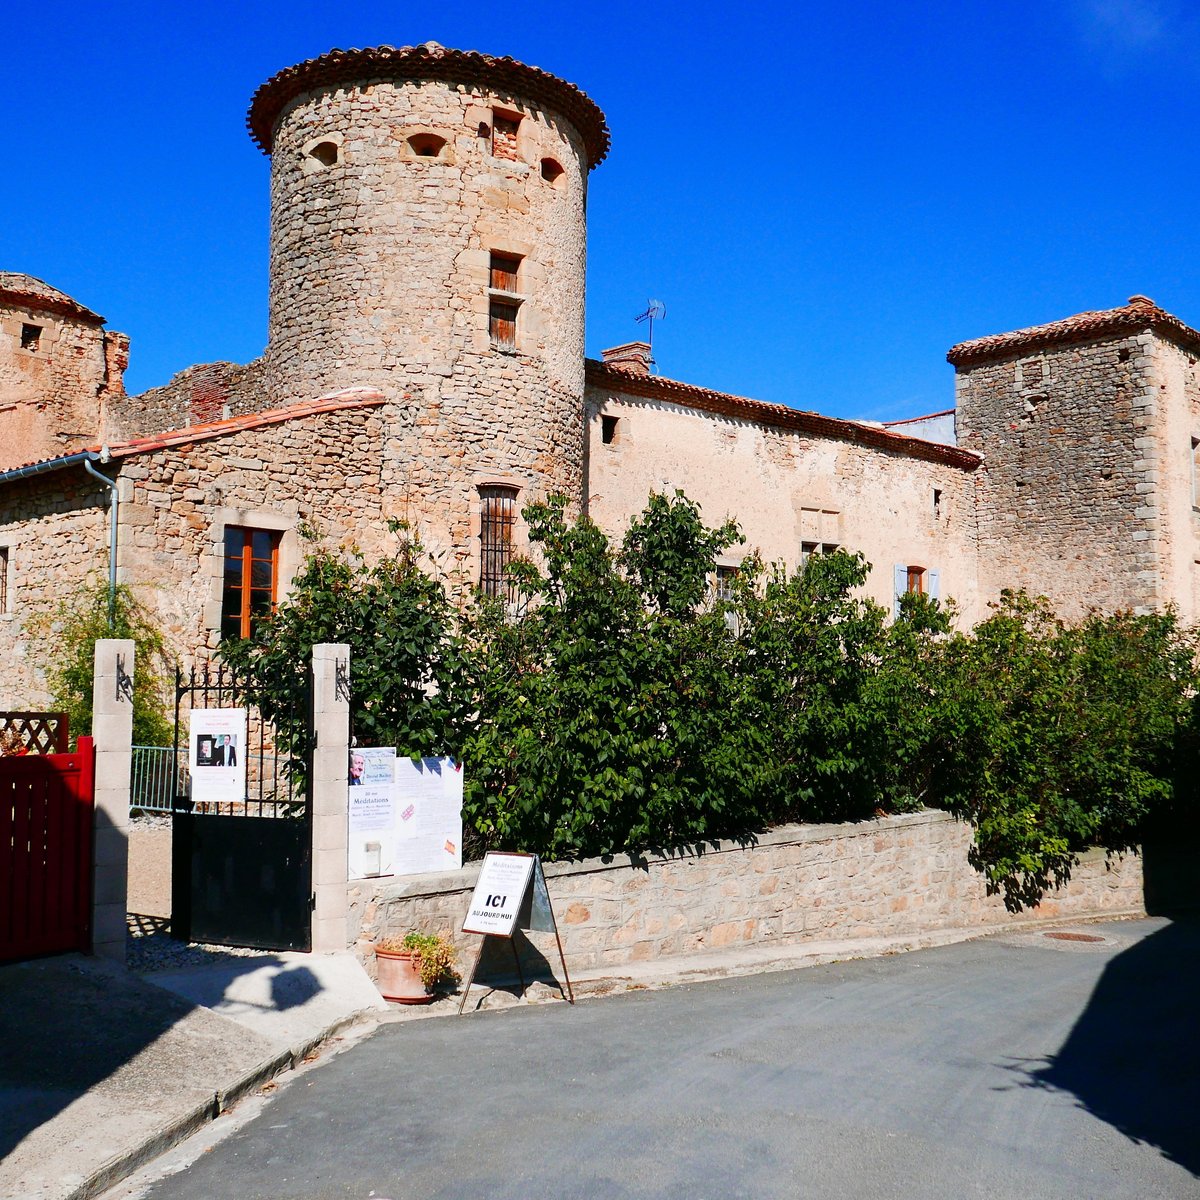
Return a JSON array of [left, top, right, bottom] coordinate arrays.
[[5, 0, 1197, 421]]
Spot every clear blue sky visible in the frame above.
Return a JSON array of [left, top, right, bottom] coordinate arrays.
[[5, 0, 1197, 422]]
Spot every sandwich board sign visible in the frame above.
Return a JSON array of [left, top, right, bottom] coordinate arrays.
[[459, 852, 573, 1012]]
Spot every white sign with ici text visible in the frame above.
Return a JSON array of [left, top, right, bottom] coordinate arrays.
[[462, 853, 537, 937]]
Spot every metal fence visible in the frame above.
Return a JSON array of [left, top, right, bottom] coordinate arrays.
[[129, 744, 292, 815]]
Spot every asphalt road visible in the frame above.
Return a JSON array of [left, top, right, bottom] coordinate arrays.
[[141, 916, 1199, 1200]]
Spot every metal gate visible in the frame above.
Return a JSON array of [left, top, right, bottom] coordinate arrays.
[[170, 665, 312, 951], [0, 738, 95, 962]]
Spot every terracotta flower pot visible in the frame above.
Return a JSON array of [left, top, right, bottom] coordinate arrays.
[[375, 947, 433, 1004]]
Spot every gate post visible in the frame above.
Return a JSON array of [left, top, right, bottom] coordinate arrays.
[[91, 638, 134, 962], [311, 643, 350, 953]]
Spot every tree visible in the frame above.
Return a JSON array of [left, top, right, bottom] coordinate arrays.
[[38, 579, 174, 747]]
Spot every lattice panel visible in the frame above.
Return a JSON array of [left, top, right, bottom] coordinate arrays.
[[0, 712, 70, 755]]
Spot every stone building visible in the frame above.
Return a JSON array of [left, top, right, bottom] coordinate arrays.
[[1, 42, 1199, 707]]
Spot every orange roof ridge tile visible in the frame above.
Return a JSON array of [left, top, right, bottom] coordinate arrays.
[[584, 361, 979, 470], [947, 296, 1200, 365], [98, 388, 387, 460]]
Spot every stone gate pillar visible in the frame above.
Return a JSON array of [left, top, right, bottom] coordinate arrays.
[[91, 638, 134, 962], [311, 643, 350, 953]]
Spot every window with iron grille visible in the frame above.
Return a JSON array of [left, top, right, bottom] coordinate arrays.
[[0, 546, 9, 613], [221, 526, 281, 640], [479, 487, 518, 599]]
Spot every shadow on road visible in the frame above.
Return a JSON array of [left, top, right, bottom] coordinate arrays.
[[1020, 917, 1200, 1177]]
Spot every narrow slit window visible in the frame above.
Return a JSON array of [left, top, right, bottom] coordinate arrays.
[[479, 486, 518, 600], [1192, 438, 1200, 508], [221, 526, 281, 641], [0, 546, 9, 613]]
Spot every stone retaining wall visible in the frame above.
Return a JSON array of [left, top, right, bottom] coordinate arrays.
[[352, 809, 1144, 975]]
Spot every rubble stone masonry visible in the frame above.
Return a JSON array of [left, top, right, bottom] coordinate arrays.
[[260, 69, 592, 576], [0, 400, 388, 706], [955, 334, 1162, 618], [354, 810, 1144, 976]]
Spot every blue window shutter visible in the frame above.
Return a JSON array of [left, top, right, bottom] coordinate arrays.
[[893, 564, 907, 619], [927, 568, 940, 601]]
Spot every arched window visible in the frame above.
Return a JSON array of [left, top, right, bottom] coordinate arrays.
[[308, 140, 340, 168], [407, 132, 447, 158], [540, 157, 565, 185]]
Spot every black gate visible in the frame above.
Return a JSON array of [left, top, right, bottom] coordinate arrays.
[[171, 665, 313, 951]]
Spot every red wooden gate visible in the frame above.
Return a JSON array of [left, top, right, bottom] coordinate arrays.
[[0, 737, 95, 962]]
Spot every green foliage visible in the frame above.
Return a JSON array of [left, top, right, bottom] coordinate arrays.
[[38, 580, 174, 747], [460, 492, 759, 859], [221, 498, 1199, 915], [219, 530, 471, 765], [919, 593, 1199, 910]]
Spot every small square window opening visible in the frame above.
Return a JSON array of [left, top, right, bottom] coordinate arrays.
[[21, 324, 42, 352], [601, 415, 619, 445], [492, 114, 521, 160], [490, 253, 521, 293]]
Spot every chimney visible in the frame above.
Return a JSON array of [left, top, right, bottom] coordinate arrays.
[[601, 341, 653, 376]]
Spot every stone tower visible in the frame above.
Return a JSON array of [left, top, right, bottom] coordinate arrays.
[[247, 43, 609, 580]]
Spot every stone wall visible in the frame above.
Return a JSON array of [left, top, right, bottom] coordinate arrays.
[[585, 378, 985, 623], [354, 810, 1144, 976], [955, 334, 1160, 619], [110, 358, 268, 441], [0, 398, 389, 706], [0, 298, 128, 470], [261, 74, 593, 588]]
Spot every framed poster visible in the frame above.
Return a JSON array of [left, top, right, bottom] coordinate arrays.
[[189, 708, 247, 804]]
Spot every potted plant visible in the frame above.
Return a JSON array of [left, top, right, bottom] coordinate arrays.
[[374, 931, 459, 1004]]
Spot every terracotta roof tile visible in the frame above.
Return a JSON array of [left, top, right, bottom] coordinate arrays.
[[585, 362, 980, 470], [98, 388, 387, 460], [0, 272, 104, 325], [247, 42, 610, 168], [947, 296, 1200, 365]]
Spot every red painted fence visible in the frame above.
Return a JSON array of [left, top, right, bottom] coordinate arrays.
[[0, 737, 95, 962]]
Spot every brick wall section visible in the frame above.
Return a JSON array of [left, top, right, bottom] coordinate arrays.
[[109, 358, 268, 441], [585, 378, 985, 622], [353, 810, 1144, 976], [0, 299, 128, 470], [954, 334, 1162, 618], [263, 75, 590, 584], [0, 402, 389, 707]]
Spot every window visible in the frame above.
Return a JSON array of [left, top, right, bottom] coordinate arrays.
[[20, 324, 41, 352], [800, 539, 839, 565], [933, 488, 942, 520], [540, 157, 565, 184], [407, 132, 446, 158], [893, 564, 940, 618], [479, 487, 518, 600], [308, 140, 339, 167], [601, 415, 619, 445], [490, 253, 521, 293], [492, 113, 521, 160], [221, 527, 281, 640], [0, 546, 9, 613], [714, 565, 738, 603], [489, 253, 523, 350]]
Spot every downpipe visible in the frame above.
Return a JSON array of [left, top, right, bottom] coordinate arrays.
[[82, 455, 119, 626]]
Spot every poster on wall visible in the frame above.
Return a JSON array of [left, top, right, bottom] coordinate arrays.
[[393, 756, 464, 876], [348, 747, 397, 880], [188, 708, 247, 805]]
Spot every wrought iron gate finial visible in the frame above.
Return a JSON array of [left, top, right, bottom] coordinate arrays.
[[335, 657, 351, 704]]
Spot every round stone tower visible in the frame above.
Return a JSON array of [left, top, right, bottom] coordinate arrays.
[[247, 43, 609, 581]]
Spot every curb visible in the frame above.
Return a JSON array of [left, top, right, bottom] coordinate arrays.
[[63, 1012, 376, 1200]]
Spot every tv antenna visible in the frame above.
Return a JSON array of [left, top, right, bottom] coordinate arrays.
[[635, 298, 666, 361]]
